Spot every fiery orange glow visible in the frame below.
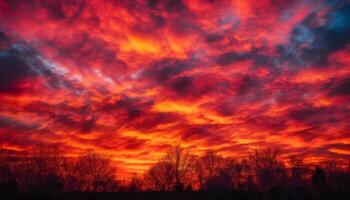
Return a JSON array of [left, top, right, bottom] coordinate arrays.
[[0, 0, 350, 178]]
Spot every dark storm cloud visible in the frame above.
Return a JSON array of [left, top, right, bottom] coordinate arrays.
[[98, 95, 154, 123], [236, 76, 260, 95], [114, 96, 154, 120], [51, 114, 97, 134], [205, 33, 224, 43], [169, 76, 194, 95], [289, 127, 320, 142], [53, 32, 116, 63], [0, 32, 77, 93], [47, 31, 128, 79], [0, 31, 40, 93], [42, 0, 86, 20], [287, 105, 349, 130], [0, 115, 39, 130], [147, 0, 187, 13], [48, 32, 127, 73], [215, 49, 271, 67], [142, 58, 192, 83], [215, 51, 252, 66], [288, 106, 326, 122], [286, 4, 350, 67], [328, 76, 350, 96], [4, 0, 86, 21], [0, 46, 37, 93], [214, 102, 236, 117], [148, 0, 202, 35], [0, 30, 10, 47]]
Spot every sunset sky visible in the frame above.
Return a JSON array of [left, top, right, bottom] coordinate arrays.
[[0, 0, 349, 177]]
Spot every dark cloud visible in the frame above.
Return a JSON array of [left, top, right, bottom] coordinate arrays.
[[142, 58, 192, 83], [288, 4, 350, 66], [147, 0, 187, 13], [0, 48, 37, 92], [50, 114, 98, 134], [132, 112, 182, 131], [0, 115, 39, 131], [328, 76, 350, 96], [287, 105, 347, 129], [0, 32, 77, 93], [0, 30, 10, 48], [122, 137, 147, 150], [288, 106, 327, 122], [149, 13, 166, 28], [0, 35, 45, 93], [95, 95, 155, 124], [181, 124, 229, 146], [169, 76, 193, 95], [215, 51, 252, 66], [205, 33, 224, 43], [96, 135, 146, 150], [181, 125, 210, 141], [244, 115, 287, 132], [215, 49, 271, 67], [214, 102, 236, 116], [236, 76, 260, 95], [48, 31, 126, 77], [5, 0, 86, 20]]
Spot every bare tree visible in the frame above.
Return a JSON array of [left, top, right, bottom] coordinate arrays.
[[0, 149, 15, 184], [194, 150, 224, 190], [144, 161, 174, 191], [75, 151, 118, 192], [248, 148, 287, 190], [14, 144, 66, 194], [0, 148, 19, 198], [162, 145, 193, 191], [31, 144, 66, 177]]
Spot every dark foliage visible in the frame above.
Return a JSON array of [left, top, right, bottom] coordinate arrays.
[[0, 145, 349, 200]]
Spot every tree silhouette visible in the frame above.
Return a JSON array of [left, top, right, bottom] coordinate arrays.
[[0, 145, 350, 199], [15, 144, 65, 195], [248, 148, 287, 190], [74, 151, 118, 192], [144, 161, 174, 191], [0, 149, 16, 185], [162, 145, 193, 191], [194, 150, 224, 190], [0, 149, 18, 197]]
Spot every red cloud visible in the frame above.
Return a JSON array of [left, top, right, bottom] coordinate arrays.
[[1, 0, 350, 176]]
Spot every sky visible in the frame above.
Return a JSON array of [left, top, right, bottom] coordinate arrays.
[[0, 0, 349, 177]]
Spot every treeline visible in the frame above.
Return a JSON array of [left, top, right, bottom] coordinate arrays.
[[0, 145, 119, 195], [1, 145, 350, 199], [142, 146, 350, 193]]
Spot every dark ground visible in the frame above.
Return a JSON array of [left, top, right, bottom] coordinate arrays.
[[1, 189, 350, 200]]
